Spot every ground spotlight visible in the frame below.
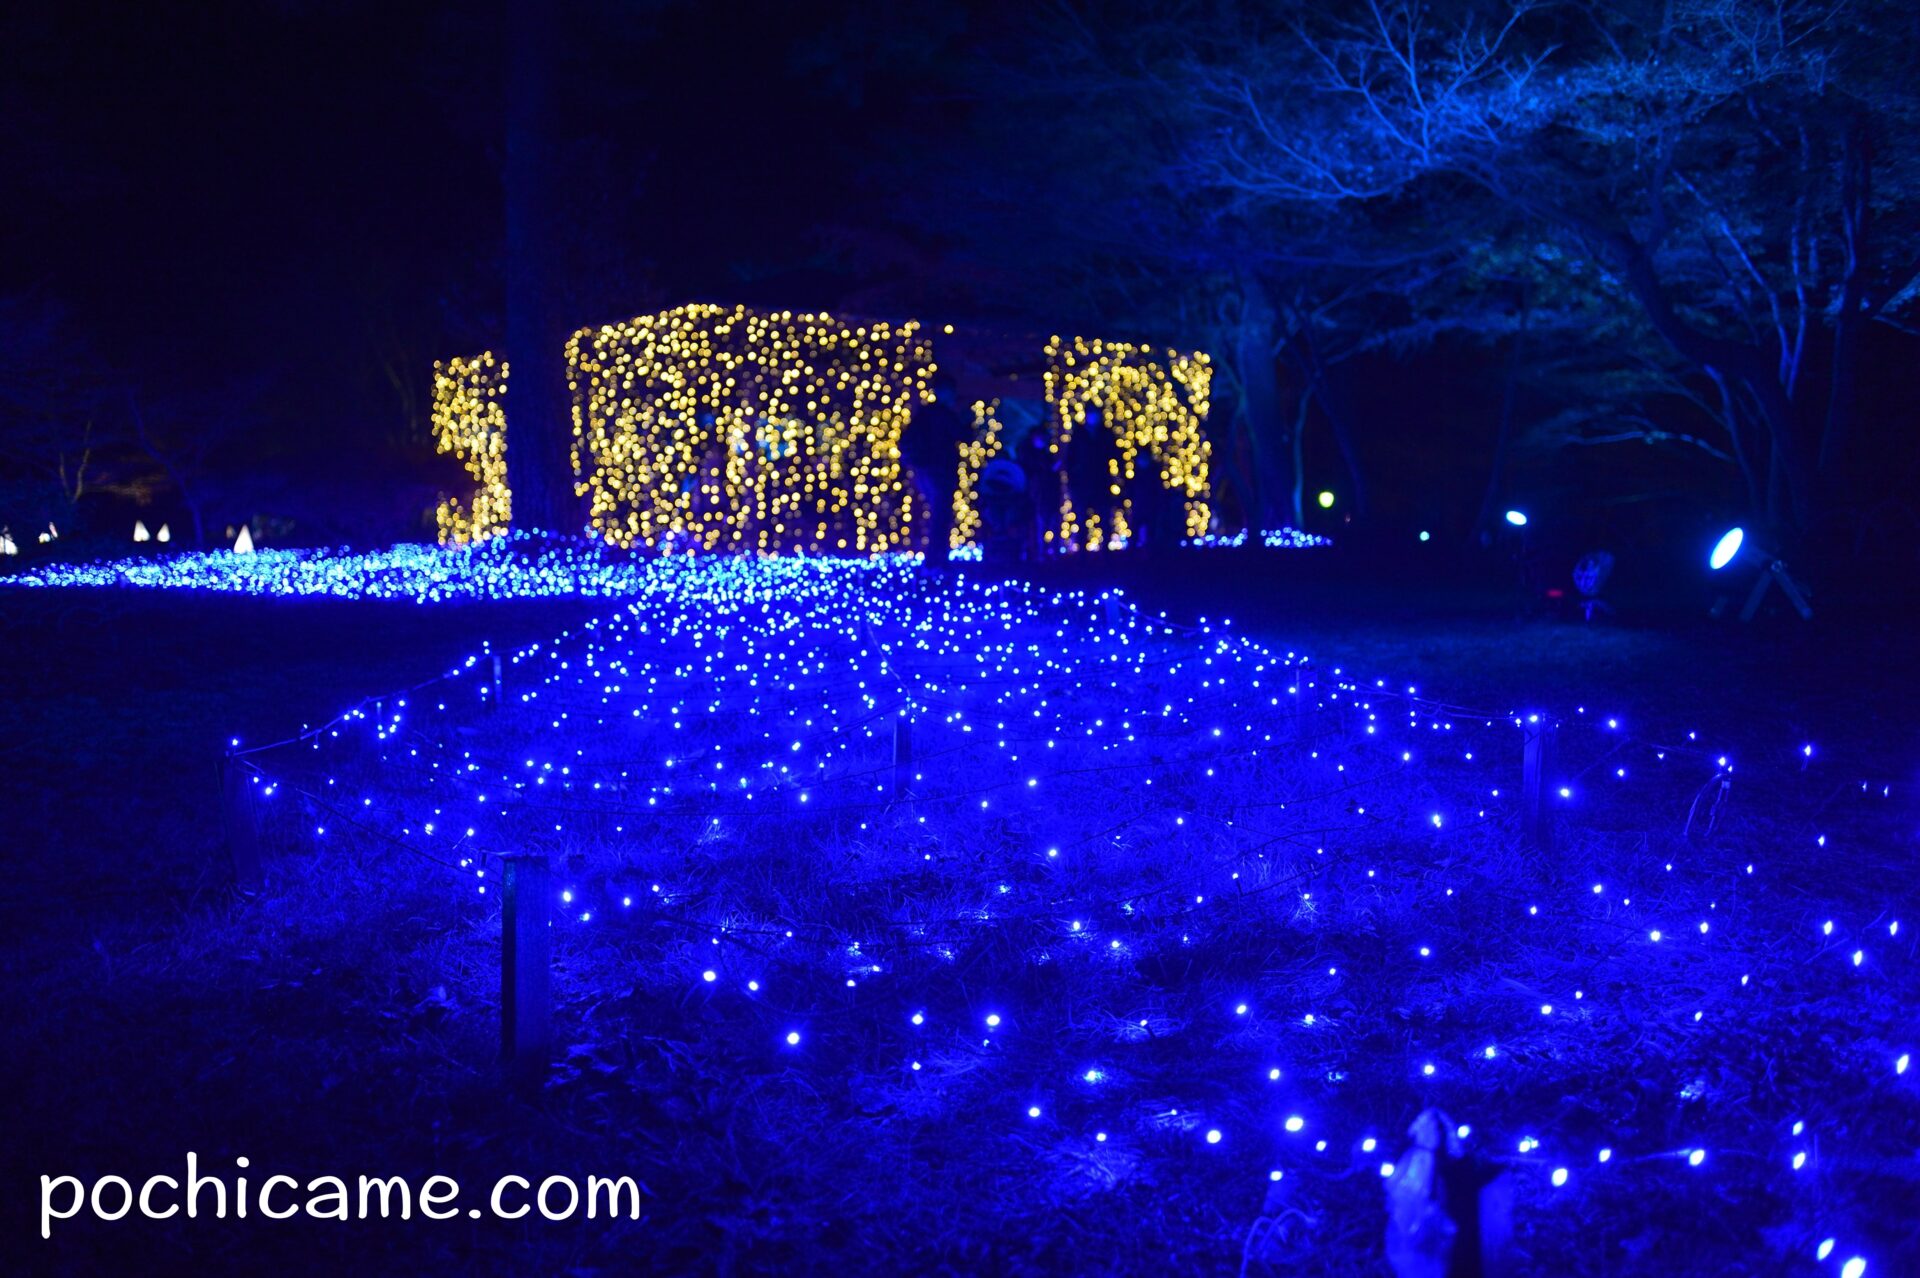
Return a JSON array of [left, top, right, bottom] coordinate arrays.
[[1317, 490, 1335, 510], [1709, 526, 1744, 571], [1707, 526, 1812, 621], [1504, 510, 1528, 527]]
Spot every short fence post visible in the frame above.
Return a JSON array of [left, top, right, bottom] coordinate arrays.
[[222, 753, 263, 894], [490, 654, 504, 710], [501, 852, 551, 1082], [892, 709, 913, 800], [1522, 719, 1556, 854]]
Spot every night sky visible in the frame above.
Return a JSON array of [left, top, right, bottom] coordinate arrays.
[[6, 0, 1913, 564], [2, 0, 977, 452]]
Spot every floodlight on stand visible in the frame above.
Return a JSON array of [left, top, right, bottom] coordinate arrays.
[[1706, 526, 1812, 622], [1709, 526, 1744, 570]]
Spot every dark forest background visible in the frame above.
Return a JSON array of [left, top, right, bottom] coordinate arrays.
[[4, 0, 1916, 587]]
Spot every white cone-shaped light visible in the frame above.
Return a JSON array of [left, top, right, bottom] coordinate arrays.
[[156, 523, 171, 543], [234, 526, 255, 555], [134, 520, 151, 542]]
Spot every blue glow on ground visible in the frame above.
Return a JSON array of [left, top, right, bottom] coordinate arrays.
[[13, 538, 1901, 1270]]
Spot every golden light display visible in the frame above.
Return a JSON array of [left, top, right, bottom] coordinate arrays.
[[430, 311, 1214, 558], [565, 304, 936, 554], [431, 352, 511, 544], [1041, 336, 1212, 551], [949, 398, 1007, 557]]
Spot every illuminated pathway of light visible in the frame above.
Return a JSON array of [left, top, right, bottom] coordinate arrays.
[[7, 539, 1906, 1272]]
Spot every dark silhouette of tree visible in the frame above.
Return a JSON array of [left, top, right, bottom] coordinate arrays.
[[501, 0, 574, 533], [495, 1, 672, 535], [0, 294, 265, 544], [886, 2, 1513, 532], [125, 378, 275, 549], [0, 295, 117, 532], [1158, 0, 1920, 541]]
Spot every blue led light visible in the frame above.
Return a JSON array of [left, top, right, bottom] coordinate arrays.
[[11, 534, 1896, 1263]]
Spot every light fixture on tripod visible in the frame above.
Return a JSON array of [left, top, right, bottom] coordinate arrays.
[[1708, 526, 1812, 621]]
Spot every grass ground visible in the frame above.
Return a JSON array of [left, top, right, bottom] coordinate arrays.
[[1, 543, 1915, 1276]]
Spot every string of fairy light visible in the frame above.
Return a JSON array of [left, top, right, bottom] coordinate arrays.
[[949, 399, 1007, 558], [1042, 335, 1213, 551], [421, 311, 1234, 558], [430, 352, 511, 544], [11, 542, 1899, 1273], [564, 304, 935, 554], [15, 541, 1881, 1273], [1185, 529, 1333, 550], [0, 535, 776, 601]]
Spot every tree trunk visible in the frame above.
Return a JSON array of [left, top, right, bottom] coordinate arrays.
[[129, 395, 208, 547], [503, 0, 576, 534], [1603, 230, 1808, 536], [1821, 112, 1870, 481], [1231, 276, 1294, 532], [1288, 391, 1307, 527], [1210, 390, 1260, 535], [1707, 367, 1764, 519], [1295, 326, 1366, 519], [1475, 288, 1529, 533], [1282, 328, 1359, 518]]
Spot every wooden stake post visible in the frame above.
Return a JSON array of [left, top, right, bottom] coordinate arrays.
[[501, 852, 551, 1080], [1522, 719, 1556, 854], [892, 710, 913, 800], [222, 753, 263, 894]]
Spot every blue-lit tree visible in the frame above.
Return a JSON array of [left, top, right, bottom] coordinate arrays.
[[1157, 0, 1920, 539], [888, 4, 1490, 534]]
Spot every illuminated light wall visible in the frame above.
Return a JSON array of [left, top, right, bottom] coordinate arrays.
[[565, 303, 935, 554], [949, 399, 1007, 558], [1042, 336, 1212, 551], [431, 353, 511, 544]]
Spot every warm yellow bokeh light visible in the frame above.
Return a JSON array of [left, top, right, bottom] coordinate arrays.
[[566, 303, 934, 555], [1042, 337, 1211, 551], [434, 314, 1215, 559], [432, 352, 511, 544], [949, 398, 1008, 556]]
